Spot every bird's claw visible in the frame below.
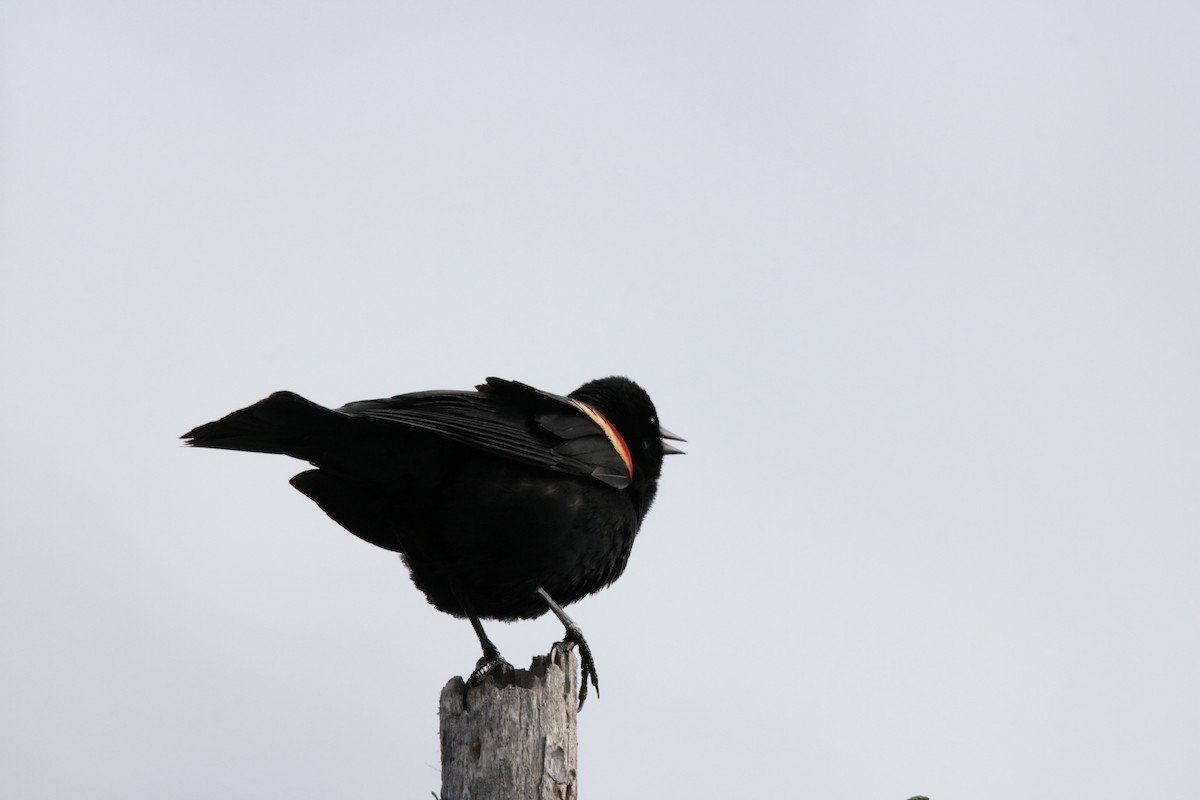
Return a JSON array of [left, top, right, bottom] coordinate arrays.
[[460, 657, 513, 705], [553, 625, 598, 711], [466, 653, 513, 693]]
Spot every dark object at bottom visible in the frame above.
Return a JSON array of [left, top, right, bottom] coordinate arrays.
[[183, 375, 682, 708]]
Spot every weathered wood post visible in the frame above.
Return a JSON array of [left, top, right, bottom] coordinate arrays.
[[438, 647, 579, 799]]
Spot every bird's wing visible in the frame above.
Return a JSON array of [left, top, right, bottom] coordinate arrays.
[[338, 378, 633, 489]]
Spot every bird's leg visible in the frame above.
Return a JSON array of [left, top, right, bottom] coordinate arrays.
[[537, 586, 598, 711], [454, 585, 511, 688], [465, 612, 510, 682]]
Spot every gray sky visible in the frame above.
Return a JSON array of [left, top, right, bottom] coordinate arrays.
[[3, 2, 1198, 798]]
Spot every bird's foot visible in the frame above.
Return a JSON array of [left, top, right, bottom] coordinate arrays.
[[467, 652, 513, 688], [462, 648, 514, 709], [552, 625, 599, 711]]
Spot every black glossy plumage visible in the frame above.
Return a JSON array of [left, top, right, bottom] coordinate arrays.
[[182, 376, 681, 707]]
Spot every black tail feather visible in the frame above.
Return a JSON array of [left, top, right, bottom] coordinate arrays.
[[182, 391, 348, 461]]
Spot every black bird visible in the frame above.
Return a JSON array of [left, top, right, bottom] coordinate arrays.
[[182, 376, 682, 708]]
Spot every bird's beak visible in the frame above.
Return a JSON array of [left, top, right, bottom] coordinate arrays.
[[660, 425, 686, 455]]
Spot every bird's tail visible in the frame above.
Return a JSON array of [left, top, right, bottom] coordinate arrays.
[[182, 391, 354, 462]]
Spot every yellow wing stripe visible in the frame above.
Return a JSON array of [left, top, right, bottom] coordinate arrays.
[[569, 399, 634, 479]]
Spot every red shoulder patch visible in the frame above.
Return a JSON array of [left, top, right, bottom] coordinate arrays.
[[568, 399, 633, 479]]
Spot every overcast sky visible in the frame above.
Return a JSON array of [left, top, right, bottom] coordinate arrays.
[[3, 2, 1198, 798]]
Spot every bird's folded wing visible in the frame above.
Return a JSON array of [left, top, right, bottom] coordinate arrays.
[[338, 379, 632, 489]]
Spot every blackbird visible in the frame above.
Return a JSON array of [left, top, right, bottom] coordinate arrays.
[[183, 376, 682, 708]]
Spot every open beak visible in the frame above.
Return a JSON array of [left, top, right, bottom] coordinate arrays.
[[659, 425, 686, 455]]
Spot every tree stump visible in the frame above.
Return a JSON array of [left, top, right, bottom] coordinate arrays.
[[438, 647, 579, 800]]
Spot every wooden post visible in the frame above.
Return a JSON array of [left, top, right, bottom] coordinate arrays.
[[438, 647, 579, 800]]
